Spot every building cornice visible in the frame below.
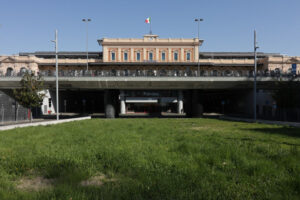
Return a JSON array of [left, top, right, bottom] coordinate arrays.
[[98, 38, 203, 47]]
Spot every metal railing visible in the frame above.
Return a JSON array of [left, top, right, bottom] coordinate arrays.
[[0, 69, 299, 78]]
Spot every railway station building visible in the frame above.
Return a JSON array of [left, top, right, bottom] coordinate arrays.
[[0, 34, 300, 121]]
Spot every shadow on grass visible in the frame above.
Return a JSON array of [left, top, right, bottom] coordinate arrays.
[[224, 136, 300, 146], [241, 127, 300, 138]]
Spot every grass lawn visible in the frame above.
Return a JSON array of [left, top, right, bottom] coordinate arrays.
[[0, 118, 299, 200]]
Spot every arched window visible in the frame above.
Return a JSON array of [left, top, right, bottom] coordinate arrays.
[[213, 70, 218, 76], [111, 69, 116, 76], [173, 70, 179, 77], [6, 67, 13, 76], [20, 67, 27, 76], [147, 69, 153, 76], [124, 69, 129, 76], [236, 70, 243, 77], [159, 69, 167, 76], [249, 70, 254, 77], [200, 70, 205, 76], [225, 70, 232, 76]]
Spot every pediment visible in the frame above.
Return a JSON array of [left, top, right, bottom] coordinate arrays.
[[0, 57, 18, 63], [288, 57, 300, 63]]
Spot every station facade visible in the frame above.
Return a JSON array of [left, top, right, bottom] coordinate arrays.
[[0, 34, 300, 120]]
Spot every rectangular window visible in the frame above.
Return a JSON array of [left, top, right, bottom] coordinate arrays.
[[162, 52, 165, 61], [111, 52, 115, 61], [149, 52, 153, 61], [137, 52, 140, 61], [174, 52, 178, 61], [187, 52, 190, 61], [124, 52, 128, 61]]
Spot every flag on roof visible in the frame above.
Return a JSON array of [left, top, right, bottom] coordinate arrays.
[[145, 17, 151, 24]]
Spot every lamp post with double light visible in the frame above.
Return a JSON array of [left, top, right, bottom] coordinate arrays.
[[51, 30, 59, 120], [194, 18, 203, 77], [82, 18, 91, 73]]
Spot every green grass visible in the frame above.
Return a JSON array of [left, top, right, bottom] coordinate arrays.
[[0, 118, 299, 200]]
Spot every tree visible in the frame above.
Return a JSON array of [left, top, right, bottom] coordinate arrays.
[[13, 71, 45, 122]]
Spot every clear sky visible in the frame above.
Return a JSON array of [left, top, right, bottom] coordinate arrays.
[[0, 0, 299, 56]]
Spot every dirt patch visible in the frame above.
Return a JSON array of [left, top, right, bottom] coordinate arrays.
[[80, 174, 116, 187], [16, 176, 55, 191]]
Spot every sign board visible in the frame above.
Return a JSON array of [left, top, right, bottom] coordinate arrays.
[[292, 63, 297, 75]]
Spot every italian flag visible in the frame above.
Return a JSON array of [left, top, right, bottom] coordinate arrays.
[[145, 17, 151, 24]]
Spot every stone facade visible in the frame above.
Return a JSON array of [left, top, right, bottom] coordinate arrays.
[[99, 35, 201, 63], [0, 35, 299, 76], [261, 56, 300, 73]]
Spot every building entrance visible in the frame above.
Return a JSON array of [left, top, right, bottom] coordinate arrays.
[[120, 90, 183, 115], [127, 103, 161, 113]]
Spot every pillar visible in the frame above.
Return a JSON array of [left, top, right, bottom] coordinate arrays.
[[104, 90, 116, 118], [184, 90, 203, 117], [192, 90, 203, 117], [120, 90, 126, 115], [177, 90, 183, 114]]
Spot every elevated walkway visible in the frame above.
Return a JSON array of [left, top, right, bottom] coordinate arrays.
[[1, 76, 299, 90]]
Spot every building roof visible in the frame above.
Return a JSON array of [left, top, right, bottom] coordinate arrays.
[[19, 51, 102, 59], [200, 52, 281, 59], [19, 51, 280, 60], [199, 52, 282, 59]]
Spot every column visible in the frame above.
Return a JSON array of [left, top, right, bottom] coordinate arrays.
[[118, 48, 121, 61], [190, 90, 203, 117], [130, 48, 134, 62], [120, 90, 126, 114], [104, 90, 116, 118], [103, 46, 108, 62], [155, 48, 159, 61], [168, 48, 172, 62], [177, 90, 183, 114], [143, 48, 147, 60], [180, 48, 184, 61]]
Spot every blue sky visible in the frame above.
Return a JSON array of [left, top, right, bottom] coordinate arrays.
[[0, 0, 299, 56]]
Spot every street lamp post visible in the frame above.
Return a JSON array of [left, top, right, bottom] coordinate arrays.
[[82, 18, 91, 73], [254, 30, 259, 122], [195, 18, 203, 77], [51, 30, 59, 120]]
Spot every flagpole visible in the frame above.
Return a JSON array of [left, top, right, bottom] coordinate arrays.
[[150, 19, 152, 35]]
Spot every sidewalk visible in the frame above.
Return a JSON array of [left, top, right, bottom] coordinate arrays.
[[0, 116, 91, 131], [220, 116, 300, 128], [0, 119, 47, 127]]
